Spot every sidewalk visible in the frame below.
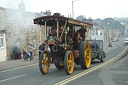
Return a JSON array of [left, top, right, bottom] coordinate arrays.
[[0, 55, 39, 71]]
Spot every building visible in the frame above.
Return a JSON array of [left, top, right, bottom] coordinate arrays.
[[0, 1, 51, 60], [121, 22, 128, 37], [0, 30, 7, 62]]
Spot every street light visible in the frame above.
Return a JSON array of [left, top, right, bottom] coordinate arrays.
[[107, 23, 112, 47], [72, 0, 79, 19]]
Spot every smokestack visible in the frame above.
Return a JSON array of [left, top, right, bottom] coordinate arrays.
[[22, 0, 24, 3]]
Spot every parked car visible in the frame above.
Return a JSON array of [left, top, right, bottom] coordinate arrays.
[[124, 38, 128, 44], [112, 38, 117, 42]]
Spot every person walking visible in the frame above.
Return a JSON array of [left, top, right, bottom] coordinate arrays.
[[28, 43, 34, 60]]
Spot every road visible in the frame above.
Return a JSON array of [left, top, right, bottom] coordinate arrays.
[[0, 40, 127, 85]]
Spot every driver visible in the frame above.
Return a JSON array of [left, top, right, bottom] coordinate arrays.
[[78, 26, 87, 40]]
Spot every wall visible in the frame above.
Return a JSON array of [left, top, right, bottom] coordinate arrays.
[[0, 33, 7, 62], [4, 20, 42, 59]]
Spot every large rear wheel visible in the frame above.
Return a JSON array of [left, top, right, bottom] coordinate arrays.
[[80, 41, 91, 69], [64, 51, 74, 75], [39, 51, 50, 74]]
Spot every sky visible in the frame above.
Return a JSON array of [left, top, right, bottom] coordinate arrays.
[[0, 0, 128, 19]]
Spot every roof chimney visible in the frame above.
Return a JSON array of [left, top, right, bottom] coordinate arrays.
[[19, 0, 25, 11]]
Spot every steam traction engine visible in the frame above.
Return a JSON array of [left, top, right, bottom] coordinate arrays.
[[34, 15, 93, 75]]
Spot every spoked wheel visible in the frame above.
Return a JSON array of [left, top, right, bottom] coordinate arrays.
[[39, 51, 50, 74], [80, 41, 91, 69], [64, 51, 74, 75]]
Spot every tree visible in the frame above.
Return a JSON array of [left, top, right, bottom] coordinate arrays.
[[76, 15, 85, 21]]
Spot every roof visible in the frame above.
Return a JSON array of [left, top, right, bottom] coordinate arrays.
[[34, 16, 93, 28], [0, 30, 6, 34], [0, 6, 4, 10]]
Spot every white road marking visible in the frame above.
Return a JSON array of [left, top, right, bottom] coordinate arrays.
[[0, 74, 26, 83], [0, 63, 38, 73], [0, 63, 56, 73]]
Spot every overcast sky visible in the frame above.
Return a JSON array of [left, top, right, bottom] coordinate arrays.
[[0, 0, 128, 19]]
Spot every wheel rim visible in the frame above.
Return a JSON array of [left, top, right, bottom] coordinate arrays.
[[84, 42, 91, 68], [41, 52, 50, 74], [67, 51, 74, 74]]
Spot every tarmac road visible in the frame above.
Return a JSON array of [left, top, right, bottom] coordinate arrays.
[[0, 40, 128, 85]]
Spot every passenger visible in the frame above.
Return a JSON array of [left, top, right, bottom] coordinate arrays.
[[90, 41, 99, 51]]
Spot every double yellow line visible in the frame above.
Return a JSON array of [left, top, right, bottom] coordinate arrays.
[[54, 46, 128, 85]]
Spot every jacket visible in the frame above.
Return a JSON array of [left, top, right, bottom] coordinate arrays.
[[28, 45, 34, 52]]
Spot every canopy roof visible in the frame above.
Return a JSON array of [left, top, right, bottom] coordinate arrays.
[[33, 16, 93, 28]]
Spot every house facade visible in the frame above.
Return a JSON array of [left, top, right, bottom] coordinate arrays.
[[0, 30, 7, 62], [0, 2, 51, 60]]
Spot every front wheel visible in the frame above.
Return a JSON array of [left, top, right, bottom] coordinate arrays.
[[39, 51, 50, 74], [64, 51, 74, 75]]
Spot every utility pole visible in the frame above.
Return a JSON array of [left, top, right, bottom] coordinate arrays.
[[108, 23, 112, 47], [22, 0, 23, 3], [72, 0, 79, 19], [72, 1, 74, 19]]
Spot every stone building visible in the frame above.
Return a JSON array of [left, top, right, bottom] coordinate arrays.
[[90, 23, 109, 42], [0, 30, 7, 62], [0, 1, 51, 60]]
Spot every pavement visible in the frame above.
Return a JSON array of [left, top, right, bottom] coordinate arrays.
[[0, 55, 39, 71]]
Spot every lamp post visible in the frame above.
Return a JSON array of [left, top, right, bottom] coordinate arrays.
[[72, 0, 79, 19], [107, 23, 112, 47]]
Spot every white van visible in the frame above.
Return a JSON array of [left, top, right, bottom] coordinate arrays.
[[124, 38, 128, 44]]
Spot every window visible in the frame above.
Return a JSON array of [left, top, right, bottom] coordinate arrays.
[[24, 24, 28, 33], [16, 39, 20, 48], [0, 34, 4, 48], [33, 38, 36, 49], [32, 25, 36, 32], [14, 24, 18, 34]]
